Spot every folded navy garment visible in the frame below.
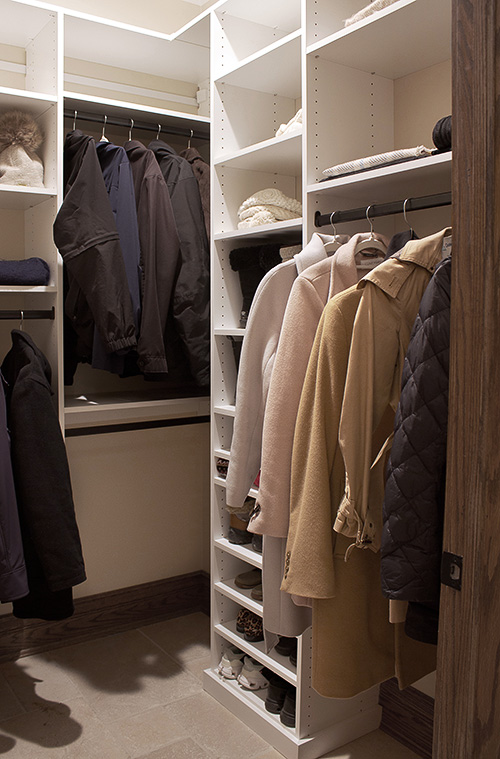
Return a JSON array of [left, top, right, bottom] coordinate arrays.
[[0, 257, 50, 285]]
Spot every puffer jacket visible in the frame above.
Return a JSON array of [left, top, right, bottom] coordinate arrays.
[[381, 256, 451, 645]]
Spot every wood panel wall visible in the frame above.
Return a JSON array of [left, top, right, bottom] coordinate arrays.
[[434, 0, 500, 755]]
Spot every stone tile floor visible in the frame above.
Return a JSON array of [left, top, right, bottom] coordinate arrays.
[[0, 613, 419, 758]]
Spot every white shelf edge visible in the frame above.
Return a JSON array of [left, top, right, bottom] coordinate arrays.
[[214, 538, 263, 569], [214, 447, 230, 458], [64, 92, 210, 125], [214, 218, 302, 241], [213, 328, 246, 336], [0, 86, 58, 104], [307, 153, 452, 195], [214, 621, 298, 686], [214, 29, 302, 84], [214, 404, 236, 417], [214, 579, 263, 615], [214, 130, 302, 167], [306, 0, 415, 56], [0, 184, 57, 196], [64, 395, 209, 429], [0, 285, 56, 293], [212, 477, 258, 500]]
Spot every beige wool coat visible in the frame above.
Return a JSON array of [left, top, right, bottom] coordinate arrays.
[[281, 230, 450, 698]]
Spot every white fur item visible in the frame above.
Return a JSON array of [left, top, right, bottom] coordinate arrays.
[[0, 110, 44, 187]]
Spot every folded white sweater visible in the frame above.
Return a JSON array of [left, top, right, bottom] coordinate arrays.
[[237, 188, 302, 229], [344, 0, 400, 27]]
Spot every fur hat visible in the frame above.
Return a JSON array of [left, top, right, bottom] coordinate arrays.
[[0, 111, 44, 187]]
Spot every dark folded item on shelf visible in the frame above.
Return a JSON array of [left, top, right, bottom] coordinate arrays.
[[0, 257, 50, 285], [229, 244, 282, 326], [432, 115, 452, 153], [319, 153, 431, 182]]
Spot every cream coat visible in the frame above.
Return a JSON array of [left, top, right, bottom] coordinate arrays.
[[281, 231, 449, 698]]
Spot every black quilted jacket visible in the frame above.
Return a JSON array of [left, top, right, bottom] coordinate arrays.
[[380, 256, 451, 645]]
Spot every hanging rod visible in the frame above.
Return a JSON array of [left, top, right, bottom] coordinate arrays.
[[314, 191, 452, 228], [63, 109, 210, 142], [0, 308, 55, 320]]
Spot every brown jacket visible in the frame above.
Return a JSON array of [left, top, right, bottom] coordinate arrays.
[[281, 230, 449, 698], [179, 147, 210, 240]]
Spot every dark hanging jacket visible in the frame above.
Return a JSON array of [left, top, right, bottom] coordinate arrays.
[[179, 146, 210, 240], [2, 331, 86, 620], [149, 140, 210, 388], [381, 256, 451, 645], [93, 141, 142, 376], [0, 372, 28, 603], [54, 130, 137, 382]]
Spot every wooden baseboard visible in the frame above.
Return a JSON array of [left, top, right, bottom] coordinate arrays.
[[379, 678, 434, 759], [0, 570, 210, 663]]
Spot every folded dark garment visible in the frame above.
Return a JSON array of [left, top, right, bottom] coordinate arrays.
[[432, 115, 452, 152], [0, 257, 50, 285]]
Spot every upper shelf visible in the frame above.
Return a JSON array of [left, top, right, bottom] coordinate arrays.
[[0, 87, 57, 111], [214, 131, 302, 174], [214, 30, 302, 99], [214, 0, 301, 32], [308, 0, 451, 80]]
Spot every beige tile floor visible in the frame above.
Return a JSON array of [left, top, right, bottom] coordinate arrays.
[[0, 612, 420, 758]]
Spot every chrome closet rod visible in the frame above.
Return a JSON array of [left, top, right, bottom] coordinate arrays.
[[314, 191, 452, 228], [63, 109, 210, 141], [0, 308, 55, 320]]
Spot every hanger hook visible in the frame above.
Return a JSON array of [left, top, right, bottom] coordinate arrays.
[[156, 123, 161, 140], [19, 310, 24, 331], [403, 198, 414, 235], [329, 211, 339, 240], [128, 119, 134, 141], [366, 205, 375, 238], [188, 128, 193, 148], [73, 110, 77, 131], [101, 114, 107, 140]]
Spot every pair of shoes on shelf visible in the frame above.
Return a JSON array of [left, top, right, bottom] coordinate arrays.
[[265, 673, 296, 727], [216, 458, 228, 478], [274, 636, 297, 667], [236, 608, 264, 642], [217, 645, 245, 679], [238, 657, 270, 690], [250, 584, 262, 602], [234, 568, 261, 589]]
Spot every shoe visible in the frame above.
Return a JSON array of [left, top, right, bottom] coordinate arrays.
[[216, 458, 228, 478], [289, 650, 297, 667], [250, 584, 262, 602], [236, 608, 253, 633], [228, 526, 252, 545], [234, 568, 261, 589], [251, 533, 262, 553], [237, 657, 270, 690], [243, 612, 264, 642], [280, 686, 296, 727], [274, 636, 297, 658], [265, 673, 289, 714], [217, 646, 245, 679]]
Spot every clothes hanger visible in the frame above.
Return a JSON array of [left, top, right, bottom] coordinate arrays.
[[323, 211, 345, 253], [72, 110, 77, 131], [19, 310, 24, 332], [156, 124, 161, 140], [128, 119, 134, 142], [99, 115, 109, 143], [354, 205, 388, 262], [188, 129, 193, 149], [403, 198, 415, 238]]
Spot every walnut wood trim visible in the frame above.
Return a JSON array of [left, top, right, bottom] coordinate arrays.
[[434, 0, 500, 755], [379, 678, 434, 759], [0, 571, 210, 663]]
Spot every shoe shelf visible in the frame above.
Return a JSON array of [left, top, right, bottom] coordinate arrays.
[[214, 446, 231, 459], [214, 537, 263, 569], [214, 620, 298, 686], [214, 476, 259, 500], [214, 578, 262, 615], [214, 131, 302, 175], [214, 404, 236, 417], [306, 0, 451, 80]]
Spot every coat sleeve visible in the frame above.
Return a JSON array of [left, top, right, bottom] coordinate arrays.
[[250, 277, 326, 538], [54, 141, 137, 355], [381, 260, 451, 602], [281, 293, 357, 599]]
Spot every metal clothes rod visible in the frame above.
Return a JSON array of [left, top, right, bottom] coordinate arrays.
[[314, 191, 452, 228], [0, 308, 55, 320], [63, 109, 210, 142]]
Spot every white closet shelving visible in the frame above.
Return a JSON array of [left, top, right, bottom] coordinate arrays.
[[206, 0, 452, 757]]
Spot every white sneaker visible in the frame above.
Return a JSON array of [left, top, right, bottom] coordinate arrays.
[[237, 657, 269, 690], [217, 646, 245, 679]]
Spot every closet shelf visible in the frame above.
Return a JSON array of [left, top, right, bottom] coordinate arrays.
[[214, 218, 303, 243], [214, 538, 263, 569], [307, 153, 452, 204], [213, 328, 246, 337], [214, 447, 230, 459], [213, 476, 258, 500], [306, 0, 451, 79], [0, 186, 57, 210], [214, 30, 302, 99], [64, 394, 210, 429], [214, 620, 298, 685], [214, 0, 301, 35], [0, 87, 58, 112], [215, 579, 263, 615], [0, 285, 56, 293], [214, 131, 302, 174], [214, 404, 236, 417]]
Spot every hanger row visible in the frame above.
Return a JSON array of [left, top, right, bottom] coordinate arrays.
[[315, 192, 452, 228], [66, 109, 210, 142]]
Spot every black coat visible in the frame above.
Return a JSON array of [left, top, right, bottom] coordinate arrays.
[[381, 256, 451, 645], [149, 140, 210, 387], [2, 331, 86, 619]]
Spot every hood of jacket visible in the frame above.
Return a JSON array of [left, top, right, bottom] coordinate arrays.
[[2, 330, 53, 396], [63, 129, 94, 195]]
